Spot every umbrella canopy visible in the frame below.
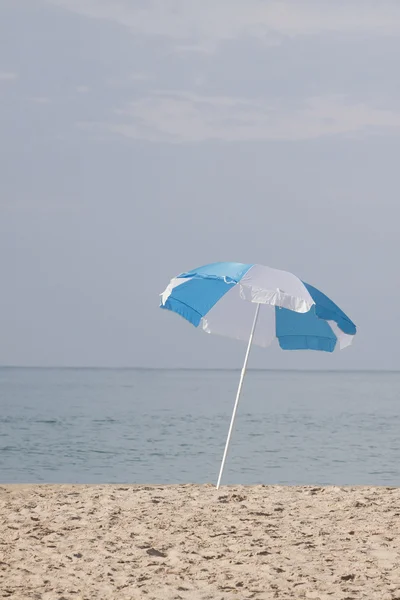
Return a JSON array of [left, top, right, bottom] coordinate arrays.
[[160, 262, 356, 352], [160, 261, 356, 488]]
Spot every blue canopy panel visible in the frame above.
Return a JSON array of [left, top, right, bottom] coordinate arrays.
[[161, 262, 254, 327], [275, 305, 337, 352], [302, 282, 356, 335], [177, 262, 253, 284], [161, 278, 232, 327]]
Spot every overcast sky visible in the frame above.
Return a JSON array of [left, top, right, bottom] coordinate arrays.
[[1, 0, 399, 369]]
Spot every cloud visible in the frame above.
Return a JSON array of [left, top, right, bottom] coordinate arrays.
[[31, 97, 52, 104], [83, 91, 400, 143], [0, 72, 18, 82], [46, 0, 400, 46]]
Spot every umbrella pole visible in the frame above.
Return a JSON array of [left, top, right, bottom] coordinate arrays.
[[216, 302, 260, 489]]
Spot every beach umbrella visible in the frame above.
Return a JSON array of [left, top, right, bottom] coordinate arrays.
[[160, 262, 356, 488]]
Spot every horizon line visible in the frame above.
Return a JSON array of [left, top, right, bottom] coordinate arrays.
[[0, 366, 398, 373]]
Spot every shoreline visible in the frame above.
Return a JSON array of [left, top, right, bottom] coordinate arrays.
[[2, 484, 400, 599], [1, 482, 399, 487]]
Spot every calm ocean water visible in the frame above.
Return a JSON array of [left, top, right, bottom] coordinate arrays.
[[1, 368, 400, 486]]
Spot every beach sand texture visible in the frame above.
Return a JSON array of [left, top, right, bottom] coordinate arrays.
[[1, 484, 400, 599]]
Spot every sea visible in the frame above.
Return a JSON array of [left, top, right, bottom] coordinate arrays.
[[1, 368, 399, 486]]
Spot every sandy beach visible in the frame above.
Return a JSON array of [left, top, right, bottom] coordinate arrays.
[[1, 485, 400, 599]]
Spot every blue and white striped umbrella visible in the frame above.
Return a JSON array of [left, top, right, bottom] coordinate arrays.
[[160, 262, 356, 352], [160, 261, 356, 487]]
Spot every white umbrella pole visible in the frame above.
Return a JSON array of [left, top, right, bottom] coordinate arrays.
[[216, 302, 260, 490]]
